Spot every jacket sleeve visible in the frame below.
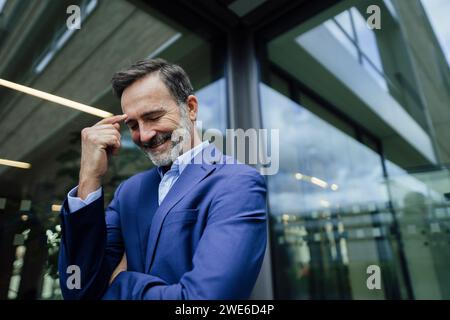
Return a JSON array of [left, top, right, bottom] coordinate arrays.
[[58, 183, 125, 299], [103, 170, 267, 300], [67, 186, 102, 213]]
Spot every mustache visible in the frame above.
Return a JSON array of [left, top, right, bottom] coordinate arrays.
[[142, 132, 172, 149]]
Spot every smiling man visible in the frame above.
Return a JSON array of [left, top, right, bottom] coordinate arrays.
[[58, 58, 268, 300]]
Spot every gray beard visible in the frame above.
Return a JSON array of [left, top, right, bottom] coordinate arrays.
[[144, 108, 193, 167]]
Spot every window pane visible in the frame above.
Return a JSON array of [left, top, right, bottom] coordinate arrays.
[[333, 10, 355, 40], [350, 7, 385, 74], [421, 0, 450, 66], [322, 20, 359, 60], [266, 0, 450, 299], [261, 82, 394, 299]]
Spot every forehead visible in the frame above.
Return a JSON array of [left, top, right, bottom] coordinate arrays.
[[121, 73, 174, 115]]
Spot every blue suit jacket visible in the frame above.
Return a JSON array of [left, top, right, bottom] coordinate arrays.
[[58, 144, 267, 299]]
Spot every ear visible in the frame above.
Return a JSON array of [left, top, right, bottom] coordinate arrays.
[[186, 95, 198, 121]]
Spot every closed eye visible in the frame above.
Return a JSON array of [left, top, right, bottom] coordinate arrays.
[[144, 114, 163, 122]]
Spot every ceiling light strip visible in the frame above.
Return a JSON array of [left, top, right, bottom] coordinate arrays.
[[0, 78, 113, 118]]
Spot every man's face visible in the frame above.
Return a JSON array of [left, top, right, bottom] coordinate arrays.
[[121, 74, 191, 166]]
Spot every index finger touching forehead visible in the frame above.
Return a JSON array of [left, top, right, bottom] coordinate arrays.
[[96, 114, 128, 126]]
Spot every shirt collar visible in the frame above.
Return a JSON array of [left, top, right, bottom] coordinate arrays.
[[157, 140, 210, 178]]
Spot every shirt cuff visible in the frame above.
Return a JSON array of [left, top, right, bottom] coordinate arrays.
[[67, 185, 102, 213]]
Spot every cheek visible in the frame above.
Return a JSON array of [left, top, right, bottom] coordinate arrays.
[[163, 114, 182, 129]]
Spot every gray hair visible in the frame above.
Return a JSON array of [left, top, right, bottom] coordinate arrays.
[[111, 58, 194, 105]]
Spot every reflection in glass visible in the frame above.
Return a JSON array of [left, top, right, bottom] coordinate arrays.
[[265, 0, 450, 299], [323, 19, 359, 60], [421, 0, 450, 66], [196, 78, 227, 134], [260, 83, 404, 299]]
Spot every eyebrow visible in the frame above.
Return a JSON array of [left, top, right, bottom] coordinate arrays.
[[125, 108, 165, 124]]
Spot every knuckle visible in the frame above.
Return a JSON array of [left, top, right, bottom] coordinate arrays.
[[81, 128, 88, 138]]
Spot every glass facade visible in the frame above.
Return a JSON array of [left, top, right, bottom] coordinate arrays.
[[0, 0, 450, 300], [261, 82, 394, 299], [421, 0, 450, 67], [264, 0, 450, 299], [323, 8, 387, 90]]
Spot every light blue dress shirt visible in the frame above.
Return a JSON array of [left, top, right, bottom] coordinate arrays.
[[67, 141, 210, 212]]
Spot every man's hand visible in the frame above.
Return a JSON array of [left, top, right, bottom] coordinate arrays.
[[110, 253, 127, 285], [78, 114, 128, 199]]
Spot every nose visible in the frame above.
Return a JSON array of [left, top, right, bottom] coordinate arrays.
[[139, 125, 156, 145]]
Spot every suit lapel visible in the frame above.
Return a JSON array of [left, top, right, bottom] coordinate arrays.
[[144, 144, 219, 273], [136, 168, 160, 272]]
